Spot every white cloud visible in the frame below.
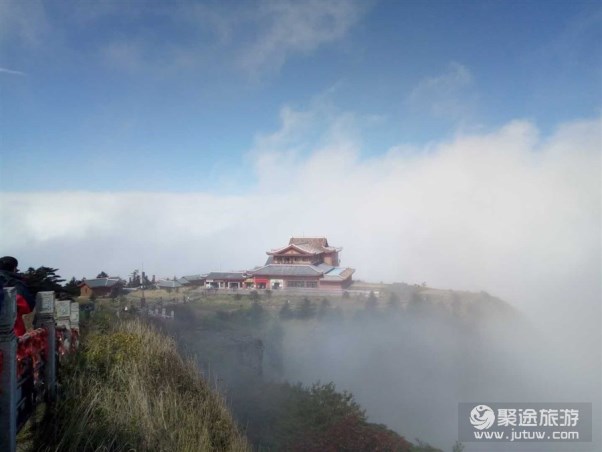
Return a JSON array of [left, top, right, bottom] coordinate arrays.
[[0, 1, 366, 78], [96, 0, 366, 77], [0, 0, 49, 48], [1, 109, 600, 336], [250, 102, 362, 191], [408, 62, 477, 121], [238, 0, 365, 75], [101, 41, 145, 73], [0, 67, 26, 76]]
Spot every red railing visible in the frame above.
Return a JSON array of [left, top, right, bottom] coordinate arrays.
[[16, 328, 48, 380]]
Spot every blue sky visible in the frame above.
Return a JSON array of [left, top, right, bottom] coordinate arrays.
[[1, 0, 600, 192]]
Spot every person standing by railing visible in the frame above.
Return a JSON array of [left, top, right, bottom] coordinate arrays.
[[0, 257, 35, 336]]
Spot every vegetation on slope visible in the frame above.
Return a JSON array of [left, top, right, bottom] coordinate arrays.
[[31, 311, 248, 452], [229, 379, 417, 451]]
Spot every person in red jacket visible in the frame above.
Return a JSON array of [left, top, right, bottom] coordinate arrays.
[[0, 256, 36, 336]]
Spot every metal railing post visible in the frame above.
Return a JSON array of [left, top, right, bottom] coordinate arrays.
[[55, 299, 71, 330], [35, 292, 56, 402], [0, 287, 17, 452], [69, 303, 79, 331], [55, 299, 71, 354]]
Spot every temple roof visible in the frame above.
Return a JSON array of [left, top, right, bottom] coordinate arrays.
[[267, 244, 318, 255], [289, 237, 340, 252], [322, 267, 355, 280], [268, 237, 341, 256], [205, 272, 247, 280], [250, 264, 324, 277], [182, 274, 206, 282], [289, 237, 328, 247]]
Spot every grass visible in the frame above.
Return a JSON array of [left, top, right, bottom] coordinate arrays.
[[30, 311, 249, 452]]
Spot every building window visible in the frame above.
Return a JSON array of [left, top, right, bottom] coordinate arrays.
[[287, 280, 305, 288], [286, 280, 318, 288]]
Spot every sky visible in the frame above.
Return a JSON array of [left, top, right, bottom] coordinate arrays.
[[0, 0, 600, 313]]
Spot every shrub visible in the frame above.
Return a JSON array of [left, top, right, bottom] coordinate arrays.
[[295, 298, 315, 319], [231, 381, 414, 451], [279, 301, 293, 320]]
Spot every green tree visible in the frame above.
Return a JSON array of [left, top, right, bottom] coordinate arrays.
[[96, 271, 108, 278], [279, 301, 293, 320], [248, 300, 267, 324], [295, 297, 315, 319], [317, 298, 331, 319], [230, 380, 423, 451], [110, 283, 123, 300], [63, 276, 81, 296], [280, 382, 412, 451], [24, 266, 65, 295], [365, 291, 378, 312], [387, 292, 401, 310]]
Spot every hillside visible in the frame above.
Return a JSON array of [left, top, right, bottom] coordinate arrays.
[[22, 283, 513, 451], [147, 284, 516, 450], [27, 312, 249, 452]]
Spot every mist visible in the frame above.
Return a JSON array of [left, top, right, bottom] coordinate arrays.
[[275, 298, 600, 451], [2, 112, 600, 450], [164, 281, 599, 451]]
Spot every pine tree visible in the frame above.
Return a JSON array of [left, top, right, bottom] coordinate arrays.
[[63, 276, 81, 296], [24, 266, 65, 295]]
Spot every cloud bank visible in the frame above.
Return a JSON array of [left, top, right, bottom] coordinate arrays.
[[1, 109, 600, 348]]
